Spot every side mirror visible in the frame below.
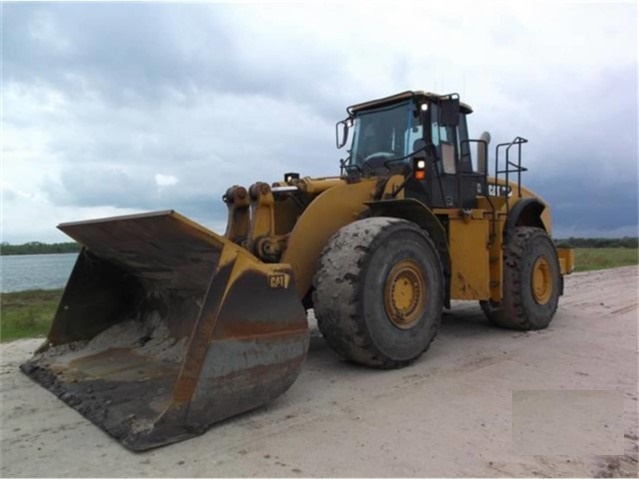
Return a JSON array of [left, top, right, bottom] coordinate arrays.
[[335, 118, 352, 149], [440, 96, 460, 127]]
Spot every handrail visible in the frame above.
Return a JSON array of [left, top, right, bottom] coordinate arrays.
[[494, 136, 528, 216]]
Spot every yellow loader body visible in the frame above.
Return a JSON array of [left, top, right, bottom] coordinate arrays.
[[21, 89, 573, 451]]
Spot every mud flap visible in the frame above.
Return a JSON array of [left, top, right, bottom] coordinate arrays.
[[20, 210, 309, 451]]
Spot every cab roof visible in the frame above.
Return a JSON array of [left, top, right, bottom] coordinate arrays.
[[347, 90, 473, 115]]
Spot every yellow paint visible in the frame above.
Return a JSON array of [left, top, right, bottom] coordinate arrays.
[[175, 172, 569, 306], [223, 187, 251, 244], [273, 196, 300, 236], [173, 240, 301, 405], [296, 177, 347, 194], [282, 178, 379, 298], [488, 216, 506, 302], [448, 217, 491, 300], [532, 256, 553, 304], [381, 174, 406, 199], [557, 247, 575, 274], [383, 259, 426, 329], [169, 209, 299, 287], [490, 177, 552, 233], [246, 183, 275, 254]]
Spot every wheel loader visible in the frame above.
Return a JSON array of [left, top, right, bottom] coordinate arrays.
[[21, 90, 574, 451]]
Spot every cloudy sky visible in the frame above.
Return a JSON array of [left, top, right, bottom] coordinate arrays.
[[2, 1, 637, 243]]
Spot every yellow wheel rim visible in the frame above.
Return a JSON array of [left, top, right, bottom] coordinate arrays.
[[532, 256, 553, 305], [384, 260, 426, 329]]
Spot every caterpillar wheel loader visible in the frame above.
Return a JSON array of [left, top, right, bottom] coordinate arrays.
[[21, 90, 574, 451]]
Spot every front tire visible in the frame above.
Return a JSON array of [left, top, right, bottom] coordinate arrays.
[[481, 226, 561, 330], [313, 217, 444, 368]]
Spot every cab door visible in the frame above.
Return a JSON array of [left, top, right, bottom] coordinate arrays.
[[428, 105, 483, 209]]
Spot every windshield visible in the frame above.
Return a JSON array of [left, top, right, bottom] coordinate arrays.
[[349, 101, 422, 168]]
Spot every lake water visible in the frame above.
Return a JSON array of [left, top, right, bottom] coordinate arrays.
[[1, 253, 78, 293]]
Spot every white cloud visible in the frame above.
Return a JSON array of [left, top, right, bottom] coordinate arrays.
[[155, 173, 179, 187]]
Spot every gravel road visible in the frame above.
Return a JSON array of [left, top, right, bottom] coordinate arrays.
[[2, 266, 637, 477]]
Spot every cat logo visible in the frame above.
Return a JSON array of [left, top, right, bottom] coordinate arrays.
[[487, 183, 513, 197], [268, 272, 291, 289]]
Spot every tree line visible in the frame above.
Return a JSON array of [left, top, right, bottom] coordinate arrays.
[[1, 237, 637, 256], [554, 237, 638, 248], [0, 241, 81, 256]]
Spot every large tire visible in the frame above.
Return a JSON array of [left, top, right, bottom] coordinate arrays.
[[481, 226, 560, 330], [313, 217, 444, 369]]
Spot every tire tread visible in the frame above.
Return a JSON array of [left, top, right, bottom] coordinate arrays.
[[485, 226, 560, 330], [313, 218, 442, 368]]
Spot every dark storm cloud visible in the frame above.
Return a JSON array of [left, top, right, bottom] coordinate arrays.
[[3, 2, 637, 242], [3, 3, 348, 118], [466, 61, 638, 236], [528, 176, 639, 236], [4, 4, 205, 99], [5, 4, 235, 96]]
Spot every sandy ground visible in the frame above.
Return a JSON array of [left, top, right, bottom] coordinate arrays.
[[1, 266, 637, 478]]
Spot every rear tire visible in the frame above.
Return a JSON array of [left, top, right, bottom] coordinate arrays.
[[481, 226, 560, 330], [313, 217, 443, 368]]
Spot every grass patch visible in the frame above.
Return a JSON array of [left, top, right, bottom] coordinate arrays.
[[573, 248, 638, 272], [1, 289, 62, 342]]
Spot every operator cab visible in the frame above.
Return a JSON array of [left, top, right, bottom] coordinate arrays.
[[349, 100, 419, 172], [336, 91, 488, 210]]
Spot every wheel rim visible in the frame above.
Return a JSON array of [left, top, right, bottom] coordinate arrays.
[[384, 260, 426, 329], [532, 256, 553, 305]]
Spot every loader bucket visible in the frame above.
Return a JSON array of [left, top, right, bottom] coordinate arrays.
[[20, 210, 309, 451]]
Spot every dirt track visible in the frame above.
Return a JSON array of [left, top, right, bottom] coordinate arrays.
[[2, 266, 638, 477]]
